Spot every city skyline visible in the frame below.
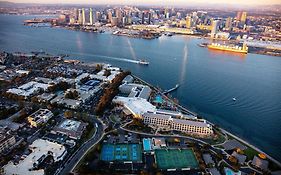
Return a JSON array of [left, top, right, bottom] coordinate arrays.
[[5, 0, 281, 6]]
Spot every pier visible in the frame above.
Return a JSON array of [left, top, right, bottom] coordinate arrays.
[[163, 84, 179, 94]]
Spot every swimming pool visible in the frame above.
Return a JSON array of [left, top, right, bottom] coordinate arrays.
[[154, 94, 163, 104], [224, 168, 241, 175], [143, 138, 152, 152]]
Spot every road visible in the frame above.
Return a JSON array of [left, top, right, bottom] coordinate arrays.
[[58, 118, 104, 175]]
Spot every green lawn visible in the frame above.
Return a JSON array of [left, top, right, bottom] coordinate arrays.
[[243, 147, 259, 160]]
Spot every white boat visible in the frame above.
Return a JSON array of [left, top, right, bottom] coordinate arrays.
[[138, 59, 149, 65], [232, 97, 236, 101]]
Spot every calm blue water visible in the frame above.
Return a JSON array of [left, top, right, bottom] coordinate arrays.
[[1, 14, 281, 162]]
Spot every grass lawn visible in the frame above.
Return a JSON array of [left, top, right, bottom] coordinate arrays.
[[243, 147, 259, 160]]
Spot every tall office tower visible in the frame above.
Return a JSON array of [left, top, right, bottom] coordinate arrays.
[[96, 11, 101, 21], [164, 8, 169, 18], [122, 16, 126, 26], [148, 12, 151, 24], [186, 16, 192, 29], [141, 11, 145, 24], [74, 8, 79, 21], [108, 11, 113, 23], [78, 9, 83, 24], [89, 8, 93, 25], [225, 17, 233, 30], [111, 17, 118, 26], [116, 9, 122, 24], [127, 16, 132, 24], [211, 20, 219, 38], [82, 8, 86, 25], [240, 12, 247, 25], [236, 11, 242, 21]]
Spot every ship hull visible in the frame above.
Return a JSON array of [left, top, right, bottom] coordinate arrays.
[[207, 45, 247, 54]]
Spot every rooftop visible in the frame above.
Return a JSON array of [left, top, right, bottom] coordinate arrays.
[[4, 139, 66, 175], [113, 97, 156, 117], [172, 118, 211, 128]]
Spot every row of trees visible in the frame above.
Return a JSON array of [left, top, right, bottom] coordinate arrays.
[[47, 81, 70, 92], [95, 71, 131, 115], [65, 89, 79, 100]]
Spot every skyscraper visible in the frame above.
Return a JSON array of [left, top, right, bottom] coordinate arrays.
[[108, 11, 113, 24], [89, 8, 93, 25], [148, 12, 151, 24], [186, 16, 192, 29], [116, 8, 122, 24], [225, 17, 232, 30], [240, 12, 247, 25], [211, 20, 219, 38], [236, 11, 242, 21], [82, 8, 86, 25], [74, 8, 79, 21], [141, 11, 145, 24], [78, 9, 83, 24]]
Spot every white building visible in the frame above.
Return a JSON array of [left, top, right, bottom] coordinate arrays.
[[28, 109, 54, 127], [171, 118, 213, 135], [3, 139, 67, 175], [143, 113, 171, 128], [7, 81, 50, 99], [113, 97, 156, 118], [143, 112, 213, 136]]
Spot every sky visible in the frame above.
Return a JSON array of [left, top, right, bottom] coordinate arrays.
[[6, 0, 281, 5]]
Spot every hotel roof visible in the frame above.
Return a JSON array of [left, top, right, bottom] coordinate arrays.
[[143, 113, 172, 120], [113, 97, 156, 116], [172, 118, 211, 128]]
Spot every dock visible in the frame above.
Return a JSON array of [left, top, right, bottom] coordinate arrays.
[[163, 84, 179, 94]]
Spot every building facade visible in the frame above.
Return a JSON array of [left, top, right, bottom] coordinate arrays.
[[28, 109, 54, 127], [0, 128, 16, 154], [143, 112, 213, 136]]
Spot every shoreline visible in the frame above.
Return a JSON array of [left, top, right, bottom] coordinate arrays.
[[54, 24, 281, 57], [132, 74, 281, 167]]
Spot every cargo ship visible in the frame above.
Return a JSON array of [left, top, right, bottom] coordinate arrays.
[[207, 42, 248, 54]]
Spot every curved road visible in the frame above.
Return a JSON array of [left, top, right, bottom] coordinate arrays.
[[58, 118, 105, 175]]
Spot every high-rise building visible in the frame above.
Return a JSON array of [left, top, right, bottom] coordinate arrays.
[[141, 11, 145, 24], [89, 8, 93, 25], [240, 12, 247, 25], [236, 11, 242, 21], [111, 17, 118, 26], [164, 8, 169, 18], [116, 8, 122, 24], [211, 20, 219, 38], [148, 12, 151, 24], [78, 9, 83, 24], [96, 11, 101, 21], [225, 17, 232, 30], [74, 8, 79, 21], [108, 11, 113, 23], [186, 16, 192, 29], [82, 8, 86, 25]]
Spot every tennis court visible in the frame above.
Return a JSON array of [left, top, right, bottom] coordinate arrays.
[[100, 143, 142, 162], [155, 149, 198, 170]]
